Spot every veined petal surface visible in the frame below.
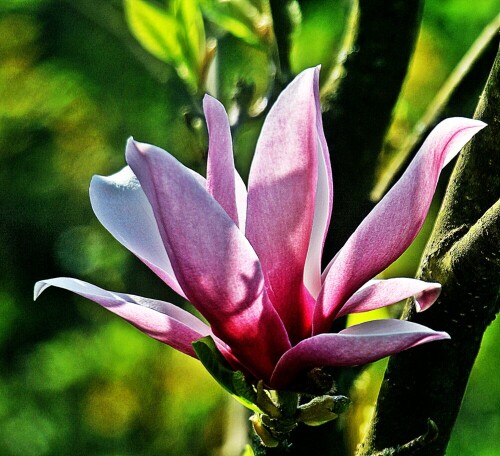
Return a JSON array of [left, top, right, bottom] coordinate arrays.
[[271, 319, 449, 388], [246, 67, 321, 341], [90, 166, 185, 297], [34, 277, 230, 358], [126, 139, 291, 381], [314, 118, 486, 334]]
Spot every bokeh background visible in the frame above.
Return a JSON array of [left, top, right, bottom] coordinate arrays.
[[0, 0, 498, 455]]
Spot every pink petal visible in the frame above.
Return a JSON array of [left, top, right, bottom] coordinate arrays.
[[314, 118, 486, 334], [245, 67, 322, 341], [188, 168, 208, 187], [126, 139, 291, 381], [304, 138, 333, 298], [303, 70, 334, 298], [336, 278, 441, 318], [34, 277, 228, 359], [90, 166, 186, 298], [204, 95, 241, 227], [271, 319, 449, 388]]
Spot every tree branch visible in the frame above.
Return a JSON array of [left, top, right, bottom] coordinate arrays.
[[357, 45, 500, 456], [372, 13, 500, 201], [321, 0, 423, 258], [269, 0, 295, 85]]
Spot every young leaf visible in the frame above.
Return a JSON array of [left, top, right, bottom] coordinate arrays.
[[192, 336, 262, 412], [242, 444, 255, 456], [124, 0, 181, 64], [173, 0, 206, 77], [199, 0, 270, 47]]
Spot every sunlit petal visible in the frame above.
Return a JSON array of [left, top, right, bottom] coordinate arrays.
[[90, 167, 186, 297], [205, 95, 241, 227], [271, 319, 449, 388], [337, 278, 441, 318], [314, 118, 486, 334], [34, 277, 232, 359], [246, 67, 321, 341], [126, 139, 291, 380]]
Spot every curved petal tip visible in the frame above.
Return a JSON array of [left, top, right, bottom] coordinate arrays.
[[436, 117, 487, 166], [34, 280, 49, 300], [414, 282, 441, 312]]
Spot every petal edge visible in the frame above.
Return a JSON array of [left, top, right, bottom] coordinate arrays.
[[271, 319, 449, 388]]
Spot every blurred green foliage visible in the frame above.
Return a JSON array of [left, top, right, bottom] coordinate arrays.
[[0, 0, 497, 455], [124, 0, 207, 90]]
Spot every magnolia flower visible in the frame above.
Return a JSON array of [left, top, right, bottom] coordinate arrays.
[[35, 68, 485, 391]]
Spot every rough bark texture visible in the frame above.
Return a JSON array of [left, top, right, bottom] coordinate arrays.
[[357, 46, 500, 456]]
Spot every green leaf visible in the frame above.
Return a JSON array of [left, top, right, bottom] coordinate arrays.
[[124, 0, 206, 89], [124, 0, 181, 64], [242, 444, 255, 456], [192, 336, 261, 412], [199, 0, 270, 47], [173, 0, 206, 76]]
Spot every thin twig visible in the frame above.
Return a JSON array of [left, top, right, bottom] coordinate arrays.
[[372, 13, 500, 201]]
